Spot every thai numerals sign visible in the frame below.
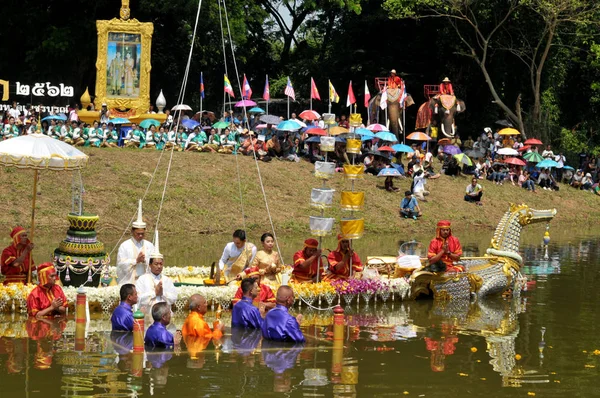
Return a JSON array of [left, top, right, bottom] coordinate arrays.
[[0, 79, 74, 101]]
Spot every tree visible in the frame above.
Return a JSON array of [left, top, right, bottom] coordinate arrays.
[[383, 0, 600, 137]]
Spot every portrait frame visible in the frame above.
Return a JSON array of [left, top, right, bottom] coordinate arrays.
[[95, 18, 153, 113]]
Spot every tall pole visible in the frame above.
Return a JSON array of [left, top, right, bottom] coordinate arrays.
[[287, 96, 290, 120], [328, 80, 332, 114], [200, 72, 204, 115], [402, 103, 406, 144], [265, 74, 269, 115], [310, 77, 313, 111], [28, 170, 38, 284]]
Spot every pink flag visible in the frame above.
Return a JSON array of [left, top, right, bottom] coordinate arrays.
[[364, 80, 371, 108], [263, 75, 270, 101]]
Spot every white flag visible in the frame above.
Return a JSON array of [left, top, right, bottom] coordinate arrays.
[[380, 87, 388, 110]]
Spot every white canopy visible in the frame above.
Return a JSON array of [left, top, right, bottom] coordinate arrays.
[[0, 133, 88, 170]]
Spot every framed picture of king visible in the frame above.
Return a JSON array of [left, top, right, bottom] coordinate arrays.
[[106, 33, 141, 97], [95, 17, 153, 113]]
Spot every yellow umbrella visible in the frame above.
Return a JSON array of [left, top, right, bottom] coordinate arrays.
[[329, 126, 349, 136], [0, 133, 88, 283], [498, 127, 520, 136]]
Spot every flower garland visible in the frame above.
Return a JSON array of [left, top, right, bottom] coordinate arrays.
[[105, 266, 212, 280]]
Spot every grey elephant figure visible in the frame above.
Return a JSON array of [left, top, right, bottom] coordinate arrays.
[[368, 88, 414, 142], [417, 95, 466, 138]]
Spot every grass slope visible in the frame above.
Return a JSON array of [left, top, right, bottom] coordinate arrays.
[[0, 147, 597, 237]]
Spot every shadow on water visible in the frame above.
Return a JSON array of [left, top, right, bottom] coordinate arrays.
[[0, 231, 599, 396]]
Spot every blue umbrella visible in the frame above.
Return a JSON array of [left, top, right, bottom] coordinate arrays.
[[276, 120, 302, 131], [391, 144, 414, 153], [536, 159, 559, 168], [110, 118, 130, 124], [355, 128, 375, 137], [249, 107, 265, 114], [562, 165, 574, 171], [377, 167, 403, 177], [361, 135, 374, 142], [139, 119, 161, 129], [442, 145, 461, 155], [182, 119, 200, 130], [41, 115, 65, 122], [374, 131, 398, 142]]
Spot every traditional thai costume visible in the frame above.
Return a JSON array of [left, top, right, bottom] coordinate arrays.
[[323, 235, 363, 281], [90, 128, 103, 147], [111, 301, 134, 331], [145, 130, 155, 148], [250, 249, 283, 286], [218, 241, 257, 281], [231, 296, 264, 329], [1, 226, 34, 285], [144, 321, 174, 349], [116, 200, 155, 284], [154, 132, 164, 150], [291, 239, 323, 283], [261, 304, 305, 343], [427, 220, 464, 272], [26, 263, 68, 317]]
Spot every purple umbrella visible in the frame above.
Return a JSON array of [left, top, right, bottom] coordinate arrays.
[[235, 99, 257, 107], [442, 145, 461, 155]]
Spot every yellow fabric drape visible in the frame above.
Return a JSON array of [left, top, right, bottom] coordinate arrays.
[[340, 191, 365, 211], [340, 218, 365, 240]]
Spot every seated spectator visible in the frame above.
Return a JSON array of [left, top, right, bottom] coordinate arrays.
[[412, 170, 429, 201], [518, 170, 536, 192], [571, 170, 584, 188], [488, 163, 507, 185], [538, 168, 559, 191], [384, 176, 400, 192], [443, 154, 460, 177], [582, 173, 594, 190], [464, 177, 483, 205], [267, 135, 282, 158], [400, 191, 421, 219]]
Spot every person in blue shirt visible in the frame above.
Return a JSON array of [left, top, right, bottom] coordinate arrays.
[[232, 278, 264, 329], [400, 191, 422, 220], [144, 302, 174, 349], [262, 286, 305, 343], [111, 284, 138, 331]]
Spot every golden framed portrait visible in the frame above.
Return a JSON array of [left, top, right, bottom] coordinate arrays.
[[95, 18, 153, 113]]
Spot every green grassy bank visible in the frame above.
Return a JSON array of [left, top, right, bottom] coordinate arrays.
[[0, 147, 597, 238]]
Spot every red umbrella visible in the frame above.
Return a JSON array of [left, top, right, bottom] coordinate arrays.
[[517, 145, 531, 152], [524, 138, 543, 145], [504, 157, 526, 166], [299, 110, 321, 121], [378, 145, 396, 153], [306, 128, 327, 136]]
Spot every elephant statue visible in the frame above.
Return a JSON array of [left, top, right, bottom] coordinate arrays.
[[416, 95, 466, 138], [368, 88, 414, 142]]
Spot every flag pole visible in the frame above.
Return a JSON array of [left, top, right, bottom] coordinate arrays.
[[265, 74, 269, 115], [287, 96, 290, 120], [200, 72, 203, 115], [328, 80, 332, 114], [310, 77, 312, 111], [402, 103, 406, 144]]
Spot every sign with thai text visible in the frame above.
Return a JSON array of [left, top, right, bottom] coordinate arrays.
[[0, 78, 74, 100]]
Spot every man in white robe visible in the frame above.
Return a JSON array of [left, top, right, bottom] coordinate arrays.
[[117, 200, 155, 285], [218, 229, 257, 281], [135, 231, 177, 313]]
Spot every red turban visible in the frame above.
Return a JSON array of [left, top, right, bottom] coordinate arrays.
[[37, 262, 56, 286], [436, 220, 452, 239], [243, 266, 261, 278], [303, 238, 319, 249], [10, 226, 26, 246]]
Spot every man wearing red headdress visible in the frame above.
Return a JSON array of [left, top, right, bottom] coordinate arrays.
[[439, 77, 454, 96], [1, 226, 34, 285], [232, 266, 276, 310], [323, 235, 363, 281], [427, 221, 463, 272], [291, 238, 323, 283], [26, 262, 68, 318]]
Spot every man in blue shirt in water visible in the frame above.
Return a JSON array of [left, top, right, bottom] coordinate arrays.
[[262, 286, 305, 343]]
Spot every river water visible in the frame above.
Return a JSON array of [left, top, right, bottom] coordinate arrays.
[[0, 227, 599, 397]]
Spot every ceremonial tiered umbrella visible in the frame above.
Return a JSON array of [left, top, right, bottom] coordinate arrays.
[[498, 127, 520, 136], [0, 133, 89, 283], [259, 114, 282, 125], [235, 99, 257, 107], [374, 131, 398, 142], [391, 144, 414, 153], [139, 119, 161, 129], [299, 110, 321, 121], [182, 119, 200, 130], [504, 157, 527, 166], [524, 138, 543, 145], [454, 153, 473, 166], [524, 152, 544, 163], [366, 123, 387, 132], [497, 147, 519, 156]]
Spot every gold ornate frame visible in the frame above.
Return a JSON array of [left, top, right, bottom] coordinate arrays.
[[95, 18, 153, 113]]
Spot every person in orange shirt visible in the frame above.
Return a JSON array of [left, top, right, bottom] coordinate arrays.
[[1, 226, 34, 285], [291, 238, 323, 283], [427, 220, 463, 272], [181, 294, 223, 339], [387, 69, 403, 90], [26, 263, 67, 318], [323, 235, 363, 281]]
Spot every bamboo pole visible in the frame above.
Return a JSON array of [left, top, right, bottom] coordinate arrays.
[[28, 170, 38, 284]]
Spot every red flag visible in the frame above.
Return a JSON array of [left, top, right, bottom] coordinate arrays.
[[346, 81, 356, 107], [310, 78, 321, 101], [263, 75, 270, 101], [242, 74, 252, 99], [364, 80, 371, 108]]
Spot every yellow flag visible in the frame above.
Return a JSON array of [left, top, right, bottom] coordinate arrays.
[[329, 80, 340, 103]]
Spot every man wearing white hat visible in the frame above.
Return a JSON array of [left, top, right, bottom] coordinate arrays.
[[135, 230, 177, 313], [117, 200, 155, 285]]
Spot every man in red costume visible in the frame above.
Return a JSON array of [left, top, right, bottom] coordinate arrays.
[[232, 266, 276, 310], [323, 235, 363, 281], [427, 220, 463, 272], [26, 262, 68, 318], [387, 69, 403, 90], [291, 238, 323, 283], [439, 77, 454, 96], [1, 226, 34, 285]]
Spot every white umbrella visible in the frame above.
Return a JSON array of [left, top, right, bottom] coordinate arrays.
[[172, 104, 192, 111], [497, 147, 519, 156], [0, 133, 88, 282]]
